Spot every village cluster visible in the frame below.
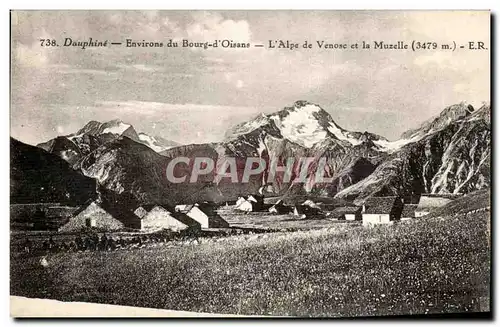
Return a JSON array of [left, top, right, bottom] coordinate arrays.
[[232, 190, 460, 225], [12, 181, 462, 257]]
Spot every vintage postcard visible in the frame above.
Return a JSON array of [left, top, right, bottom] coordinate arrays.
[[10, 10, 491, 318]]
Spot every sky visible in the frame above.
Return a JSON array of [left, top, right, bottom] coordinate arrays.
[[11, 10, 490, 145]]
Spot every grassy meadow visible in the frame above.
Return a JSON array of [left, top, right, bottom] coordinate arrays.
[[10, 206, 490, 317]]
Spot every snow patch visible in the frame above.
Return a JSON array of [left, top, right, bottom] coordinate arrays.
[[277, 104, 327, 148], [102, 122, 131, 135], [327, 123, 362, 146], [60, 150, 77, 161], [257, 138, 266, 157], [68, 133, 85, 141], [138, 133, 152, 142], [245, 119, 267, 131], [138, 133, 171, 152], [373, 135, 422, 153]]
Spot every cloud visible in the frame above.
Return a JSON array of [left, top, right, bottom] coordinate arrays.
[[10, 11, 490, 145], [55, 100, 265, 144], [187, 12, 252, 43], [93, 100, 259, 116]]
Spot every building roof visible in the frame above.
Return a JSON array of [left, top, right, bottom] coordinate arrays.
[[105, 206, 141, 226], [142, 206, 174, 220], [330, 207, 361, 217], [416, 196, 454, 211], [139, 204, 157, 212], [71, 199, 96, 217], [235, 199, 253, 211], [208, 214, 230, 228], [134, 207, 149, 219], [302, 200, 322, 209], [263, 197, 282, 205], [273, 199, 284, 206], [175, 204, 195, 214], [294, 205, 321, 215], [170, 211, 201, 228], [419, 193, 461, 200], [247, 195, 258, 203], [363, 197, 399, 214], [45, 205, 79, 218], [401, 204, 418, 218]]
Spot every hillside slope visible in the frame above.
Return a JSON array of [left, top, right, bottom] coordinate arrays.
[[10, 137, 96, 204], [335, 104, 490, 203]]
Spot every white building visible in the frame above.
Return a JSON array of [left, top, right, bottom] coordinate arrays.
[[58, 201, 124, 232], [141, 206, 196, 231], [175, 204, 209, 228], [361, 197, 403, 227], [234, 199, 253, 213]]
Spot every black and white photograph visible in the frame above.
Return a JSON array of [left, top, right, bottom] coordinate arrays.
[[9, 10, 491, 318]]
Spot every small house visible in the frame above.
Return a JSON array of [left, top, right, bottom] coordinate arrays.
[[258, 184, 276, 197], [401, 204, 418, 221], [234, 198, 253, 213], [175, 204, 209, 228], [58, 201, 124, 232], [11, 203, 79, 231], [247, 195, 258, 203], [170, 212, 202, 231], [327, 206, 362, 220], [104, 205, 142, 230], [197, 202, 230, 228], [248, 194, 265, 211], [302, 199, 322, 210], [235, 196, 246, 207], [415, 195, 457, 217], [133, 204, 156, 219], [142, 206, 199, 231], [293, 205, 323, 219], [269, 199, 292, 214], [361, 196, 403, 226]]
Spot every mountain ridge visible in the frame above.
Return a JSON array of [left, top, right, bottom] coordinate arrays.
[[15, 100, 491, 206], [37, 119, 180, 164]]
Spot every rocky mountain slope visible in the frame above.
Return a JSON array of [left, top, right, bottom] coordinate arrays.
[[10, 137, 96, 204], [21, 100, 490, 206], [335, 103, 490, 204], [72, 137, 229, 207], [161, 101, 394, 199], [37, 119, 178, 164]]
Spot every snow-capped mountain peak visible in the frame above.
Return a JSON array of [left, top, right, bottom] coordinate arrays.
[[274, 102, 328, 148], [226, 100, 389, 149], [74, 119, 132, 137], [365, 102, 477, 154], [100, 119, 132, 135]]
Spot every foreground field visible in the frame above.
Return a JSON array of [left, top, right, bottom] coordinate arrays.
[[10, 210, 490, 317]]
